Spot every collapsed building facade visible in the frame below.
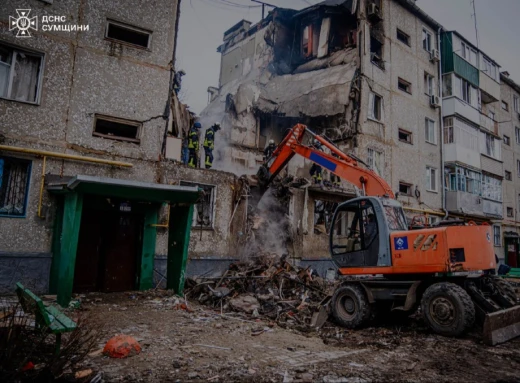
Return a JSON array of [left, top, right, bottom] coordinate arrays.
[[203, 0, 445, 264], [0, 0, 249, 305]]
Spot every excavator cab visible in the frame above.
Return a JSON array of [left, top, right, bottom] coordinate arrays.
[[330, 197, 406, 268]]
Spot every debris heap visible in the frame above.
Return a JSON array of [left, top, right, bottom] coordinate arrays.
[[185, 254, 335, 330]]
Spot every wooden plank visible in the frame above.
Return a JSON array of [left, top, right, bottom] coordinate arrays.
[[45, 306, 76, 332]]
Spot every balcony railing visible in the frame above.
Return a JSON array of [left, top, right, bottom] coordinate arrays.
[[480, 113, 499, 135]]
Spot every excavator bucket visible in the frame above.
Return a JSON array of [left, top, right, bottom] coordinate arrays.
[[482, 305, 520, 345]]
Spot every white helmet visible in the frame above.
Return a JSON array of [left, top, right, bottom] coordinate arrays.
[[269, 139, 275, 145]]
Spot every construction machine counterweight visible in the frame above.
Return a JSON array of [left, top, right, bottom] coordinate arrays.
[[256, 124, 520, 345]]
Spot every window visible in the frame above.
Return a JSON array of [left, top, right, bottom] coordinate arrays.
[[368, 93, 383, 122], [424, 72, 434, 96], [180, 181, 216, 228], [425, 118, 436, 144], [516, 127, 520, 145], [446, 166, 481, 195], [502, 101, 509, 111], [0, 157, 31, 217], [493, 225, 501, 246], [504, 135, 511, 146], [422, 29, 432, 52], [514, 96, 519, 113], [483, 57, 497, 81], [106, 20, 152, 48], [443, 117, 479, 151], [505, 171, 512, 181], [484, 133, 500, 160], [482, 174, 502, 202], [488, 110, 496, 121], [399, 182, 412, 196], [517, 160, 520, 177], [426, 166, 437, 192], [301, 23, 319, 58], [398, 129, 412, 144], [0, 43, 44, 104], [442, 74, 452, 97], [460, 42, 477, 66], [367, 148, 383, 176], [461, 79, 471, 104], [396, 29, 410, 46], [370, 36, 384, 68], [398, 78, 411, 94], [314, 200, 338, 234], [428, 216, 439, 226], [507, 207, 514, 218], [93, 115, 142, 144]]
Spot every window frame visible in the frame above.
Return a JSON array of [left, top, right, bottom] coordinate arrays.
[[398, 181, 412, 196], [505, 170, 512, 181], [105, 19, 153, 50], [507, 207, 514, 218], [93, 114, 142, 144], [398, 128, 413, 144], [422, 28, 432, 52], [424, 72, 434, 96], [397, 77, 412, 94], [0, 156, 32, 218], [368, 92, 384, 122], [514, 95, 519, 113], [425, 117, 437, 145], [493, 225, 501, 247], [426, 166, 437, 192], [396, 28, 410, 46], [502, 100, 509, 111], [179, 181, 217, 229], [504, 135, 511, 146], [367, 147, 383, 176], [0, 42, 45, 105]]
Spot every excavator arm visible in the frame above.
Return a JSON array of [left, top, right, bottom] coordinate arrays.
[[258, 124, 395, 198]]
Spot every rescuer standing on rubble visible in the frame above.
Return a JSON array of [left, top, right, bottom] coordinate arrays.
[[203, 122, 221, 169], [264, 139, 276, 161], [309, 139, 323, 184], [187, 122, 201, 168]]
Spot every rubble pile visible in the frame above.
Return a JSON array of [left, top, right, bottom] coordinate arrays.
[[185, 254, 335, 330]]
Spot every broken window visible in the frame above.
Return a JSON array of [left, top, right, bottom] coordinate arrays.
[[301, 22, 319, 58], [106, 20, 152, 48], [396, 29, 410, 46], [506, 171, 512, 181], [93, 115, 142, 144], [502, 100, 509, 111], [398, 78, 411, 94], [180, 181, 216, 228], [424, 72, 434, 96], [507, 207, 514, 218], [0, 157, 31, 217], [504, 135, 510, 146], [0, 43, 43, 104], [367, 148, 383, 176], [368, 92, 383, 122], [370, 36, 383, 68], [314, 200, 338, 234], [398, 129, 412, 144], [399, 182, 412, 196], [422, 29, 432, 52]]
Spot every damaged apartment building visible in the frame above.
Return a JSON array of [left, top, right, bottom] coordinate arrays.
[[0, 0, 248, 306], [203, 0, 445, 262]]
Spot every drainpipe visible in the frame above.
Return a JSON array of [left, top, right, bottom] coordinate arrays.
[[437, 27, 448, 220]]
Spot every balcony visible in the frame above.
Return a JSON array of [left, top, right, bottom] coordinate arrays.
[[481, 154, 503, 176], [480, 72, 500, 103], [479, 113, 499, 135], [443, 97, 480, 125], [446, 191, 484, 216], [483, 199, 503, 218]]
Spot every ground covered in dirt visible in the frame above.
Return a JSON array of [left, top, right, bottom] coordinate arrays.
[[73, 291, 520, 382]]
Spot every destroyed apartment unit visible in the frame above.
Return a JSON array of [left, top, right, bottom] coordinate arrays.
[[0, 0, 248, 305], [203, 0, 446, 261]]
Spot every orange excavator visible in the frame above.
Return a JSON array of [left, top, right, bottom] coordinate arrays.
[[256, 124, 520, 345]]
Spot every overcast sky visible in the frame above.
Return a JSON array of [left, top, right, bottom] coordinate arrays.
[[176, 0, 520, 115]]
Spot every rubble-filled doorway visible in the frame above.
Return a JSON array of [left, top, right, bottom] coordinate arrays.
[[73, 203, 144, 293]]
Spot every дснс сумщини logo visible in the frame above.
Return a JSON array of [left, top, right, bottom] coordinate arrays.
[[9, 9, 38, 38]]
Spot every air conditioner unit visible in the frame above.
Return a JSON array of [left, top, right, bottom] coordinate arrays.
[[430, 95, 440, 108], [367, 3, 381, 19], [430, 49, 440, 62]]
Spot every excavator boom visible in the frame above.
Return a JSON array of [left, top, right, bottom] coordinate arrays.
[[258, 124, 394, 198]]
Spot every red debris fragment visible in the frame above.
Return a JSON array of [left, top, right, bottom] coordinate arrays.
[[103, 335, 141, 359], [21, 361, 34, 371]]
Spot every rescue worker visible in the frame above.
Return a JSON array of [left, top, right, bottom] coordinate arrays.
[[309, 139, 323, 184], [264, 139, 276, 161], [174, 69, 186, 95], [330, 151, 341, 187], [203, 122, 221, 169], [187, 122, 201, 168]]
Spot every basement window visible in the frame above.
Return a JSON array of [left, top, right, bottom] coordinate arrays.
[[399, 182, 412, 196], [0, 157, 31, 217], [505, 170, 512, 181], [507, 207, 514, 218], [180, 181, 216, 229], [398, 78, 412, 94], [0, 43, 44, 104], [93, 115, 142, 144], [398, 129, 412, 144], [105, 20, 152, 49], [396, 29, 410, 46]]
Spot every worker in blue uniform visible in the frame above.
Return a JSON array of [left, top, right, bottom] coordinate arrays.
[[203, 122, 221, 169]]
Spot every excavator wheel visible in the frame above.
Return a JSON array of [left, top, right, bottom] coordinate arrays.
[[421, 282, 475, 337], [331, 284, 371, 329]]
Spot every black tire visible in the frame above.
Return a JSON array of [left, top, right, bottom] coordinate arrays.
[[492, 278, 518, 308], [421, 282, 475, 337], [331, 284, 371, 329]]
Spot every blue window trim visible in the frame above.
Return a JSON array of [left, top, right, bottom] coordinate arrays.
[[0, 156, 32, 218]]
